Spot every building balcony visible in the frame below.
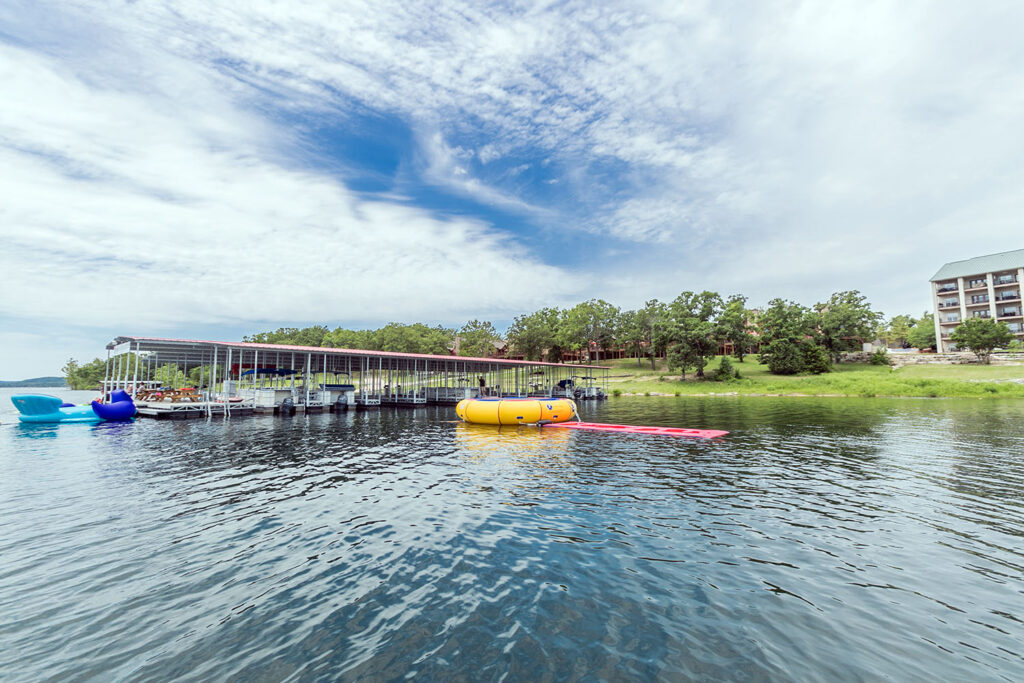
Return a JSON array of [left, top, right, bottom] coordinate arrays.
[[993, 277, 1019, 287], [963, 282, 988, 291], [972, 311, 991, 319], [995, 294, 1021, 303], [966, 300, 990, 307], [940, 319, 960, 325], [936, 285, 958, 293], [937, 302, 959, 308]]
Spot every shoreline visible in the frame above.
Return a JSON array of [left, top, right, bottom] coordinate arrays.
[[614, 391, 1023, 399]]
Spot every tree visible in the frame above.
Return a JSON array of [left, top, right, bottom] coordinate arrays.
[[62, 357, 110, 390], [458, 320, 500, 358], [61, 358, 79, 387], [617, 300, 668, 369], [760, 339, 805, 375], [374, 322, 454, 354], [242, 325, 329, 347], [880, 314, 915, 348], [559, 299, 619, 363], [507, 308, 561, 361], [757, 298, 828, 375], [950, 318, 1013, 363], [617, 309, 644, 367], [758, 298, 817, 347], [324, 327, 377, 350], [718, 294, 754, 362], [664, 291, 722, 378], [640, 299, 667, 369], [666, 342, 700, 380], [906, 313, 937, 350], [802, 343, 833, 374], [814, 290, 882, 361]]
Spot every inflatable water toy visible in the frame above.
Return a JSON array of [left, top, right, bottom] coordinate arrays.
[[92, 390, 138, 421], [12, 390, 136, 424], [543, 422, 728, 439], [455, 397, 577, 425]]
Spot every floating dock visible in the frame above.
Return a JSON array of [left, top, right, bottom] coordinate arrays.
[[101, 336, 611, 419], [544, 422, 729, 439]]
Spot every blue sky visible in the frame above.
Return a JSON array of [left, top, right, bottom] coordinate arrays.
[[2, 0, 1023, 378]]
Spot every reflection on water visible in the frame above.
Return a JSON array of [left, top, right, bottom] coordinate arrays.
[[1, 390, 1023, 680]]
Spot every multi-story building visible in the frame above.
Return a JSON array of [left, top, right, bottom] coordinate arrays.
[[930, 249, 1024, 352]]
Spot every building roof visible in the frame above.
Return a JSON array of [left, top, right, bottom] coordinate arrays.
[[109, 335, 610, 370], [930, 248, 1024, 282]]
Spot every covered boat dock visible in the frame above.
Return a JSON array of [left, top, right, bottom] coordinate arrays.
[[103, 336, 610, 419]]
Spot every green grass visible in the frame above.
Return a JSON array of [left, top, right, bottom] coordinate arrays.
[[600, 356, 1024, 399]]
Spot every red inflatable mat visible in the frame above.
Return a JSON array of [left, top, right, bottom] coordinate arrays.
[[543, 421, 728, 439]]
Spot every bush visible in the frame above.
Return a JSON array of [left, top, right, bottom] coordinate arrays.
[[761, 339, 805, 375], [803, 344, 833, 374], [869, 348, 892, 365], [710, 356, 738, 381], [611, 388, 622, 397]]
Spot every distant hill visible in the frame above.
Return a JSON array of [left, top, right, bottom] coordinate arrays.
[[0, 376, 68, 388]]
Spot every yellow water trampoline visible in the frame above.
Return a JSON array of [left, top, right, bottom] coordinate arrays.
[[455, 397, 577, 426]]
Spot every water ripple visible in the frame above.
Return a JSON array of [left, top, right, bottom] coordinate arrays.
[[1, 392, 1023, 680]]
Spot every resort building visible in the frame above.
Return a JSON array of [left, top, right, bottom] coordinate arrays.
[[930, 249, 1024, 352]]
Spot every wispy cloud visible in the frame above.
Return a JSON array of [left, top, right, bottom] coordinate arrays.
[[0, 38, 583, 332]]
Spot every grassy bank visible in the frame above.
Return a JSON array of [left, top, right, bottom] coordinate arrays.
[[600, 356, 1024, 399]]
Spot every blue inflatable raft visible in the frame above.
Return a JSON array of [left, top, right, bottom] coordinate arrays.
[[12, 390, 137, 424]]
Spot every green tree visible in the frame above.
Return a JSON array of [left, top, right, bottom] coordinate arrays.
[[638, 299, 666, 369], [802, 343, 833, 374], [62, 357, 112, 390], [458, 320, 500, 358], [906, 313, 937, 350], [757, 298, 825, 375], [619, 300, 668, 369], [814, 290, 882, 361], [758, 298, 817, 346], [718, 294, 754, 362], [507, 307, 561, 361], [374, 322, 454, 354], [324, 327, 377, 350], [617, 309, 644, 366], [761, 339, 805, 375], [61, 358, 80, 388], [881, 314, 915, 348], [559, 299, 620, 363], [664, 291, 723, 378], [667, 341, 700, 380], [950, 318, 1013, 363]]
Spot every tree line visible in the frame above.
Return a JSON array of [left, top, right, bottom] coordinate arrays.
[[241, 289, 885, 379], [62, 289, 1019, 389]]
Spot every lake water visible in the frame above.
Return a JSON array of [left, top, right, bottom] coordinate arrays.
[[2, 388, 1023, 681]]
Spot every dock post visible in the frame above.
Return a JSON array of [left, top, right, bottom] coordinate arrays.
[[225, 347, 232, 418]]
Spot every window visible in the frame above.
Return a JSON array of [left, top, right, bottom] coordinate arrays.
[[971, 294, 989, 304], [968, 278, 987, 289], [995, 274, 1018, 285], [944, 313, 959, 322], [973, 310, 990, 318]]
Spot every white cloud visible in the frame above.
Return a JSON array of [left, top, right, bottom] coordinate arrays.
[[0, 40, 583, 338], [2, 0, 1023, 382]]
